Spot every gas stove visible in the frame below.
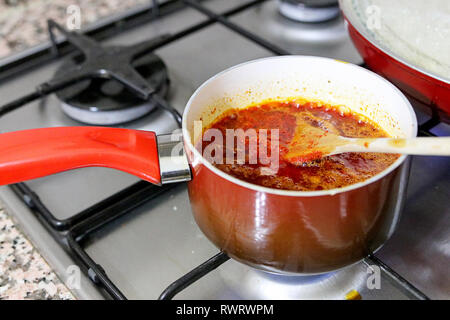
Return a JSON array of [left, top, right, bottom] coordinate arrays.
[[0, 0, 448, 300]]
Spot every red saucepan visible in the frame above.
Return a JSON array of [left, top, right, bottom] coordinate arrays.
[[340, 0, 450, 121], [0, 56, 417, 274]]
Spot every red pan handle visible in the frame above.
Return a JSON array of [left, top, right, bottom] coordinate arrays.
[[0, 127, 161, 186]]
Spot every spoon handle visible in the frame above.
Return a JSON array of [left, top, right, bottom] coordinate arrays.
[[337, 137, 450, 156]]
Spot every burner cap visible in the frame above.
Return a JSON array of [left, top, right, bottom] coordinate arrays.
[[278, 0, 340, 23], [55, 50, 169, 125]]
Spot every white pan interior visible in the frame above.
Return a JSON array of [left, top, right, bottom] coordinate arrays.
[[183, 56, 418, 196]]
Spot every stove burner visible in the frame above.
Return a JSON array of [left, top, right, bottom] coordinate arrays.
[[278, 0, 340, 23], [220, 261, 367, 300], [55, 52, 169, 125], [46, 20, 173, 125]]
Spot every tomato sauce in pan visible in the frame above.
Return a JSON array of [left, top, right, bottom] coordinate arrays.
[[200, 100, 399, 191]]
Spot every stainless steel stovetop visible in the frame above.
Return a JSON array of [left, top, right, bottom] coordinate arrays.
[[0, 0, 448, 300]]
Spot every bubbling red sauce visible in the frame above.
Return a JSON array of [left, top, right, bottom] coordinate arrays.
[[200, 100, 399, 191]]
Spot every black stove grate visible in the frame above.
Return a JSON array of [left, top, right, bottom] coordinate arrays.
[[0, 0, 438, 300]]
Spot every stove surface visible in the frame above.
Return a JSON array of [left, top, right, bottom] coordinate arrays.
[[0, 0, 448, 300]]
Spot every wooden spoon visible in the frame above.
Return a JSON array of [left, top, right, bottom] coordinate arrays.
[[284, 121, 450, 164]]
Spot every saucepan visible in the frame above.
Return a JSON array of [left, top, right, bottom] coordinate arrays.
[[339, 0, 450, 121], [0, 56, 417, 274]]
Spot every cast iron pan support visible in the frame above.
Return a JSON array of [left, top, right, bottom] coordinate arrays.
[[0, 20, 182, 125]]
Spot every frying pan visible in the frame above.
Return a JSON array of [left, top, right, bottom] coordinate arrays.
[[0, 56, 417, 274], [340, 0, 450, 121]]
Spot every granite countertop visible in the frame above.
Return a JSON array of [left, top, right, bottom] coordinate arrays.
[[0, 207, 75, 300], [0, 0, 150, 300], [0, 0, 149, 59]]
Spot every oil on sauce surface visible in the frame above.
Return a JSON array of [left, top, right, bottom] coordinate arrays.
[[200, 100, 399, 191]]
